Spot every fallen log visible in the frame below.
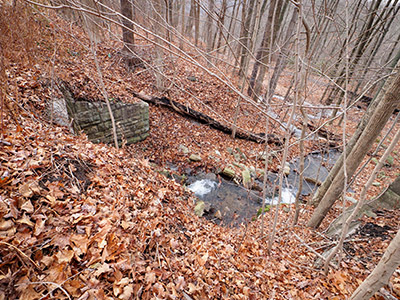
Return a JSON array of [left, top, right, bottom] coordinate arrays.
[[131, 91, 282, 145]]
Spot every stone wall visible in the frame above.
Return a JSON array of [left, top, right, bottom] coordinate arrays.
[[325, 175, 400, 238], [59, 84, 149, 146], [67, 100, 149, 146], [373, 175, 400, 210]]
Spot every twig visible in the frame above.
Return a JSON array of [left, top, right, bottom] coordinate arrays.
[[23, 0, 289, 131], [0, 241, 40, 271], [291, 232, 337, 268], [377, 288, 398, 300], [323, 124, 400, 274], [20, 281, 72, 300], [349, 112, 400, 187], [160, 248, 172, 272]]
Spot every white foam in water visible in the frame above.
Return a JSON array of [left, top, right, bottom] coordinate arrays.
[[265, 188, 296, 205], [273, 95, 285, 101], [188, 179, 217, 197]]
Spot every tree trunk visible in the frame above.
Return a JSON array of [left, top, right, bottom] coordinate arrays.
[[185, 0, 195, 37], [231, 0, 262, 138], [352, 0, 400, 96], [224, 0, 239, 57], [236, 0, 256, 77], [120, 0, 134, 52], [164, 0, 173, 43], [310, 0, 339, 63], [254, 0, 285, 95], [194, 1, 200, 46], [172, 0, 180, 28], [385, 30, 400, 66], [131, 91, 282, 144], [311, 48, 400, 206], [179, 0, 185, 49], [321, 0, 371, 105], [153, 0, 165, 91], [205, 0, 215, 50], [350, 228, 400, 300], [247, 0, 282, 98], [268, 5, 298, 98], [214, 0, 227, 52], [336, 0, 395, 105], [323, 124, 400, 273], [324, 0, 382, 107], [308, 59, 400, 228]]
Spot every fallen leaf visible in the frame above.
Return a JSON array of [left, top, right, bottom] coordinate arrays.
[[33, 218, 46, 236], [175, 276, 186, 291], [187, 282, 197, 294], [0, 219, 14, 231], [56, 249, 74, 264], [119, 284, 133, 300], [93, 263, 112, 277], [18, 182, 33, 198], [16, 214, 34, 227], [145, 270, 156, 284], [70, 234, 89, 254], [21, 200, 34, 213], [393, 284, 400, 297], [198, 252, 208, 266]]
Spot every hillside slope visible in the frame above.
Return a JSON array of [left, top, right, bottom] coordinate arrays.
[[1, 4, 400, 299]]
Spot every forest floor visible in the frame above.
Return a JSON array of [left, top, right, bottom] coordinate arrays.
[[1, 6, 400, 300]]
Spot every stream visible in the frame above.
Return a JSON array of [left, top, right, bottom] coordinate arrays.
[[184, 150, 342, 226]]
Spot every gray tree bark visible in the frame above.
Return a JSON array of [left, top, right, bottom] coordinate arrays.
[[311, 49, 400, 206], [323, 0, 381, 106], [268, 5, 298, 98], [120, 0, 134, 52], [185, 0, 195, 37], [308, 59, 400, 228], [236, 0, 257, 77], [247, 0, 282, 98], [213, 0, 227, 52], [352, 0, 400, 96], [350, 228, 400, 300], [194, 0, 200, 46], [205, 0, 215, 54]]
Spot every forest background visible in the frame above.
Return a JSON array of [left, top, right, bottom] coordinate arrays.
[[1, 0, 400, 299]]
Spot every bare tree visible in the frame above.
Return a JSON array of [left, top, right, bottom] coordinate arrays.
[[152, 0, 166, 91], [213, 0, 228, 52], [309, 0, 340, 63], [205, 0, 215, 56], [185, 0, 195, 37], [322, 0, 400, 116], [236, 0, 257, 77], [323, 121, 400, 273], [268, 5, 298, 98], [120, 0, 134, 52], [120, 0, 143, 69], [308, 58, 400, 228], [268, 1, 302, 250], [247, 0, 283, 98], [194, 0, 200, 46], [311, 49, 400, 206], [352, 0, 400, 96], [350, 228, 400, 300]]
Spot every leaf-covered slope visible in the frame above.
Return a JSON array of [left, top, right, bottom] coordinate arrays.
[[2, 4, 400, 299], [0, 108, 336, 299]]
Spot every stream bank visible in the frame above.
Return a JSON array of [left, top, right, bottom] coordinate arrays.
[[158, 149, 343, 226]]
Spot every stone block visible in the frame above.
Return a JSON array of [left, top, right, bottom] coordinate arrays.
[[66, 98, 149, 146]]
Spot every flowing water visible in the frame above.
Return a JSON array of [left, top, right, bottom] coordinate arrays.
[[184, 150, 342, 226]]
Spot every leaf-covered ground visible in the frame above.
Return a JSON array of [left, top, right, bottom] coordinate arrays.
[[1, 4, 400, 299]]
